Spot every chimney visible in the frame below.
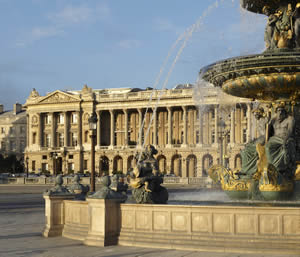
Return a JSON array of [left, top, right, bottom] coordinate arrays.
[[13, 103, 22, 115], [0, 104, 3, 114]]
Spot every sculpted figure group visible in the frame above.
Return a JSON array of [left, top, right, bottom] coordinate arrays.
[[263, 3, 300, 50], [241, 103, 296, 180]]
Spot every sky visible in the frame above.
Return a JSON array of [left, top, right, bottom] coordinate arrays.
[[0, 0, 266, 109]]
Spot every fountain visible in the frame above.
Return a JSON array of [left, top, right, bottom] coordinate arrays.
[[42, 1, 300, 254], [201, 0, 300, 201]]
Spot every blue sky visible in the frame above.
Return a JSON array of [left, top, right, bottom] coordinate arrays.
[[0, 0, 266, 109]]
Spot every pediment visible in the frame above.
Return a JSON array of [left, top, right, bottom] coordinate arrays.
[[38, 90, 80, 104]]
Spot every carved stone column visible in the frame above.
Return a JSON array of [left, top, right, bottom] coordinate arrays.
[[124, 109, 128, 146], [26, 114, 30, 148], [230, 108, 235, 145], [214, 105, 218, 146], [51, 113, 55, 148], [110, 110, 114, 148], [38, 113, 42, 147], [64, 112, 68, 147], [77, 111, 82, 147], [167, 107, 172, 147], [182, 106, 187, 146], [97, 111, 102, 147], [247, 103, 251, 143], [153, 108, 157, 146], [138, 109, 143, 147], [198, 109, 203, 145]]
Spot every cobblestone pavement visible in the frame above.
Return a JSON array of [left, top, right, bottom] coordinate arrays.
[[0, 189, 299, 257]]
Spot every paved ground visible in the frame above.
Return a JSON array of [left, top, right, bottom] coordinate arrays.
[[0, 186, 299, 257]]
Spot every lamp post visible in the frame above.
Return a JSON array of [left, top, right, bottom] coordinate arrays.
[[53, 152, 58, 176], [88, 111, 98, 192], [26, 156, 29, 178], [218, 118, 226, 169]]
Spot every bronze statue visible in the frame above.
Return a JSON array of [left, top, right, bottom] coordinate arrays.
[[263, 5, 279, 50], [129, 145, 168, 204], [265, 104, 296, 177]]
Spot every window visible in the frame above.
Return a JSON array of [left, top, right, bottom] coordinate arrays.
[[68, 163, 74, 172], [46, 134, 51, 147], [211, 131, 215, 144], [20, 126, 25, 133], [45, 114, 52, 124], [71, 113, 77, 124], [211, 110, 215, 119], [9, 127, 15, 134], [58, 133, 64, 147], [57, 113, 64, 124], [1, 127, 5, 134], [10, 141, 16, 151], [69, 155, 73, 159], [20, 140, 25, 150], [71, 132, 78, 146], [84, 160, 88, 170], [42, 155, 47, 160], [1, 141, 5, 150], [32, 160, 36, 171], [243, 128, 247, 143], [196, 130, 200, 144], [32, 132, 37, 144], [84, 131, 89, 143], [42, 163, 48, 172]]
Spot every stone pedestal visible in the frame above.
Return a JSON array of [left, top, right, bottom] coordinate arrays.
[[84, 198, 121, 247], [43, 195, 76, 237]]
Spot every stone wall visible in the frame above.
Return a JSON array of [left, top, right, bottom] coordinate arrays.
[[43, 196, 300, 255]]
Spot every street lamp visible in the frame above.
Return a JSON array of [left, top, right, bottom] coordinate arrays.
[[218, 118, 226, 169], [88, 111, 98, 192], [26, 156, 29, 178], [53, 152, 58, 176]]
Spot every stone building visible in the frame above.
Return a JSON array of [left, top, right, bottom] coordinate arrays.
[[24, 85, 256, 177], [0, 103, 27, 159]]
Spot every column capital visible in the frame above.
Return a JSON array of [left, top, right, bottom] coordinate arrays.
[[167, 106, 172, 112]]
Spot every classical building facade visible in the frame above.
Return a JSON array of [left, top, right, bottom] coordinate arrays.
[[24, 85, 256, 177], [0, 103, 27, 159]]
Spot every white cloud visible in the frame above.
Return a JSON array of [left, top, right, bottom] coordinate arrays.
[[48, 4, 110, 25], [16, 26, 63, 47], [118, 40, 141, 49], [16, 3, 110, 47], [153, 18, 183, 35]]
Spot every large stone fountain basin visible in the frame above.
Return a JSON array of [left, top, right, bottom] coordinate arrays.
[[43, 195, 300, 255], [201, 51, 300, 101]]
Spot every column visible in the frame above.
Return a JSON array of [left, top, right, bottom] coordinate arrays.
[[153, 108, 157, 146], [37, 113, 42, 147], [124, 109, 128, 146], [138, 109, 143, 147], [247, 104, 251, 143], [167, 107, 172, 147], [77, 111, 82, 146], [51, 113, 55, 148], [214, 105, 218, 146], [182, 106, 187, 146], [97, 111, 102, 147], [110, 110, 114, 148], [198, 110, 203, 145], [230, 108, 235, 144], [64, 112, 68, 147], [26, 114, 30, 148]]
